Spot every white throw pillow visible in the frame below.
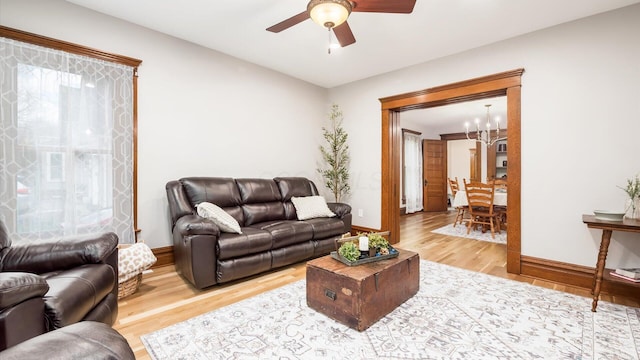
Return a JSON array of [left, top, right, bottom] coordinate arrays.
[[196, 202, 242, 234], [291, 196, 336, 220]]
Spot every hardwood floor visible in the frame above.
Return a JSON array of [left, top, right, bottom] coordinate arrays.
[[115, 210, 639, 359]]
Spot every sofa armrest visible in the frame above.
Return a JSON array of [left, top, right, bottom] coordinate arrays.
[[174, 215, 221, 237], [172, 215, 220, 289], [0, 321, 135, 360], [327, 202, 352, 218], [1, 233, 118, 274], [0, 273, 49, 309]]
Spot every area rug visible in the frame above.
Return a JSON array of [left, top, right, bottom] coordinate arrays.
[[141, 260, 640, 360], [431, 223, 507, 244]]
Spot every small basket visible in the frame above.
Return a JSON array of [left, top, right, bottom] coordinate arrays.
[[117, 243, 143, 299], [118, 272, 142, 299]]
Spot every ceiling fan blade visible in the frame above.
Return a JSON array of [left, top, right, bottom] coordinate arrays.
[[266, 11, 310, 33], [333, 22, 356, 47], [352, 0, 416, 13]]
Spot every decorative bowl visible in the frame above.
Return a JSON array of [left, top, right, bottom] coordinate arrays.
[[593, 210, 625, 221]]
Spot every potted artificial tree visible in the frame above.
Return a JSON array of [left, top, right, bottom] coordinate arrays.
[[318, 103, 350, 202]]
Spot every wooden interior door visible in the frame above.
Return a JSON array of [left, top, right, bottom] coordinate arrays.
[[469, 148, 479, 182], [423, 139, 447, 212]]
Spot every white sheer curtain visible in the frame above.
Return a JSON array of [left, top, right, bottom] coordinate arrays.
[[404, 133, 423, 214], [0, 37, 135, 243]]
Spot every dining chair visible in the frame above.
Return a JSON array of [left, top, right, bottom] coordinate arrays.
[[488, 178, 508, 228], [463, 179, 501, 238], [490, 178, 507, 191], [448, 177, 467, 226]]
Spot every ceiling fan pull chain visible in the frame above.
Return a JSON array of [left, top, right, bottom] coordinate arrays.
[[328, 27, 332, 54]]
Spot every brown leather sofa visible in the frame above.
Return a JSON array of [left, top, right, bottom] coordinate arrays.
[[0, 220, 119, 351], [166, 177, 352, 289]]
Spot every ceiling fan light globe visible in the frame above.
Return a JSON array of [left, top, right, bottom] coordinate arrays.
[[308, 0, 352, 29]]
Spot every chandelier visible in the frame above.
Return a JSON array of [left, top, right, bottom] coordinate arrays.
[[465, 104, 504, 147]]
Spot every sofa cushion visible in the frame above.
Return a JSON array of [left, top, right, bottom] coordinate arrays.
[[196, 202, 242, 234], [303, 217, 346, 239], [241, 203, 286, 226], [274, 177, 317, 201], [236, 179, 286, 226], [291, 196, 336, 220], [181, 177, 242, 207], [217, 228, 272, 260], [41, 264, 115, 329], [249, 220, 313, 249], [236, 179, 282, 203]]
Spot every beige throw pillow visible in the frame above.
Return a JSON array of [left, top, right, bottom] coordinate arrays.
[[291, 196, 336, 220], [196, 202, 242, 234]]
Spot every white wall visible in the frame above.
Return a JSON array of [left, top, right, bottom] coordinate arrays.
[[447, 139, 476, 194], [0, 0, 330, 249], [329, 4, 640, 269]]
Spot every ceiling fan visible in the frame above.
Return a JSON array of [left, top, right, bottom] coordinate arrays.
[[266, 0, 417, 48]]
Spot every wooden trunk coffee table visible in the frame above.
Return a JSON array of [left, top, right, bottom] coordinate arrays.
[[306, 249, 419, 331]]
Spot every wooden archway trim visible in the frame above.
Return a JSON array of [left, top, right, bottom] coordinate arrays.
[[379, 69, 524, 274]]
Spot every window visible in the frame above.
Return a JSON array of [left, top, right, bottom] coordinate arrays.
[[46, 152, 65, 182], [402, 129, 423, 214], [0, 27, 141, 243]]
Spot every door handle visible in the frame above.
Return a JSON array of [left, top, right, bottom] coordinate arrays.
[[424, 179, 428, 186]]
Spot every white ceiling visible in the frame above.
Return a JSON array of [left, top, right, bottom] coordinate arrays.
[[65, 0, 639, 89]]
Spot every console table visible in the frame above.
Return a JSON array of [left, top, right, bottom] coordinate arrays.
[[582, 214, 640, 311]]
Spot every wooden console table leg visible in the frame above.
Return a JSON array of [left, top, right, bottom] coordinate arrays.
[[591, 229, 612, 312]]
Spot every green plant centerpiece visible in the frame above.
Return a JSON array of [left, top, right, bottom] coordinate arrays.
[[338, 241, 360, 262], [367, 233, 390, 255]]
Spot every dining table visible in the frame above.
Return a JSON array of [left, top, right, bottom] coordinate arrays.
[[452, 190, 507, 207]]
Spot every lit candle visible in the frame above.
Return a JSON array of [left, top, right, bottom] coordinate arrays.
[[465, 122, 469, 134], [495, 117, 500, 131], [358, 236, 369, 251], [474, 118, 480, 131]]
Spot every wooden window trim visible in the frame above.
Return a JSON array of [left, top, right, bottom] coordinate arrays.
[[0, 25, 143, 233]]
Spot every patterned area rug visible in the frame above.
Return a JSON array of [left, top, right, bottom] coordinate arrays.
[[141, 260, 640, 360], [431, 223, 507, 244]]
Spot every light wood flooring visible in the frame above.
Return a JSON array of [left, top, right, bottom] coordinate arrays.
[[115, 210, 640, 359]]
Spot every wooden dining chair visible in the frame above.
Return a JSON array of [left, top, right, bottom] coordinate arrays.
[[488, 178, 507, 228], [490, 178, 507, 191], [463, 179, 501, 238], [448, 177, 467, 226]]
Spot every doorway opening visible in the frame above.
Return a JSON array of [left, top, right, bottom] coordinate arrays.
[[379, 69, 524, 273]]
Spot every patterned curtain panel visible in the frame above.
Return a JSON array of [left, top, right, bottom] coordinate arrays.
[[404, 133, 423, 214], [0, 37, 135, 244]]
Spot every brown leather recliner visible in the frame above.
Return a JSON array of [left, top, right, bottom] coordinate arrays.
[[0, 220, 119, 351], [0, 321, 134, 360]]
